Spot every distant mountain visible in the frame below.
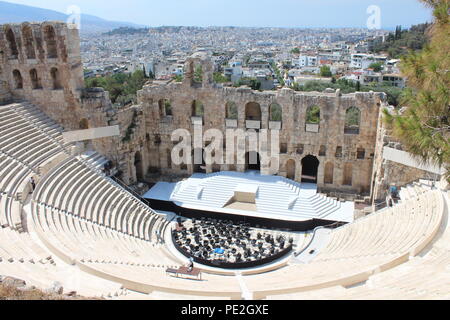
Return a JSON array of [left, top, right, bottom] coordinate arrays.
[[0, 1, 145, 34]]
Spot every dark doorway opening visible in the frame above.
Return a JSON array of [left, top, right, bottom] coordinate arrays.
[[301, 155, 319, 183]]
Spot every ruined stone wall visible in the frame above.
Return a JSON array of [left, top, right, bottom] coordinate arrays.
[[0, 22, 84, 129], [0, 22, 118, 164], [120, 65, 386, 195]]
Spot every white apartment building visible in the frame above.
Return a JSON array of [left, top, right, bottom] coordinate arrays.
[[350, 53, 387, 69], [294, 55, 318, 67]]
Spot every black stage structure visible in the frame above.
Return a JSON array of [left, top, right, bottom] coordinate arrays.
[[147, 198, 346, 232]]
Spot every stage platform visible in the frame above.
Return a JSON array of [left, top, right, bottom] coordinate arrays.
[[143, 171, 354, 228]]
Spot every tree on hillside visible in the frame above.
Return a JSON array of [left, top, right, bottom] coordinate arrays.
[[369, 62, 383, 72], [320, 65, 332, 77], [383, 0, 450, 180]]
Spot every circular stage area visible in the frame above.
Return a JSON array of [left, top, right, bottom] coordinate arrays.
[[172, 218, 294, 269]]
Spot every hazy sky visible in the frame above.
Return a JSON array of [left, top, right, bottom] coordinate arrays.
[[4, 0, 433, 28]]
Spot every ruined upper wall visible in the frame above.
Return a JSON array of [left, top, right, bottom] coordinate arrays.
[[0, 21, 85, 128], [133, 76, 387, 194]]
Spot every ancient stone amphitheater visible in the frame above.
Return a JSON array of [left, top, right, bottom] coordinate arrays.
[[0, 22, 448, 300]]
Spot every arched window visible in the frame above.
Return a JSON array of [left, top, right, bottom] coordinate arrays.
[[22, 25, 36, 59], [159, 99, 172, 117], [245, 102, 261, 121], [269, 103, 282, 122], [305, 105, 320, 133], [50, 67, 62, 89], [192, 63, 203, 85], [324, 162, 334, 184], [345, 107, 361, 134], [225, 101, 238, 119], [29, 69, 42, 89], [343, 163, 353, 186], [192, 100, 204, 117], [43, 25, 57, 59], [12, 70, 23, 89], [306, 105, 320, 124], [5, 28, 18, 58]]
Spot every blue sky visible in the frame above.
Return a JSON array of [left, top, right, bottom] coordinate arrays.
[[5, 0, 433, 29]]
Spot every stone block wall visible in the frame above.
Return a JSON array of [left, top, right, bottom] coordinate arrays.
[[0, 22, 84, 129]]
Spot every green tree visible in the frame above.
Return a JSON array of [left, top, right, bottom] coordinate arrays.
[[194, 65, 203, 83], [383, 0, 450, 180], [290, 47, 300, 54], [369, 62, 383, 72], [320, 65, 332, 77], [213, 72, 228, 83]]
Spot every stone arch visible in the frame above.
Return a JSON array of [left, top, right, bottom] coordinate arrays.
[[345, 106, 361, 134], [43, 25, 57, 59], [225, 101, 238, 119], [22, 25, 35, 59], [50, 67, 62, 89], [286, 159, 296, 180], [12, 70, 23, 89], [5, 27, 18, 58], [79, 118, 89, 129], [134, 151, 144, 181], [269, 103, 282, 122], [301, 155, 319, 183], [343, 162, 353, 186], [324, 162, 334, 184], [191, 100, 204, 117], [245, 102, 261, 121], [29, 68, 42, 89]]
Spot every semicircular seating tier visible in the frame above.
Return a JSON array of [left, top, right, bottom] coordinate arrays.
[[0, 102, 73, 229], [30, 153, 180, 268]]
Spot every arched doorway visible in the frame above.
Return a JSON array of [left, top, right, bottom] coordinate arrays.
[[245, 151, 260, 171], [301, 155, 319, 183], [286, 159, 296, 180], [134, 151, 144, 181]]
